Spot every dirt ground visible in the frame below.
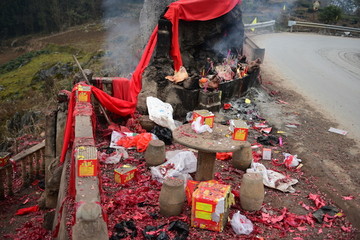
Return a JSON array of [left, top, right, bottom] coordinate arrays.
[[257, 64, 360, 232]]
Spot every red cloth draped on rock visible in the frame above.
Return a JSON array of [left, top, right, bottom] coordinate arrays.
[[59, 26, 158, 163], [164, 0, 241, 71], [60, 0, 242, 163]]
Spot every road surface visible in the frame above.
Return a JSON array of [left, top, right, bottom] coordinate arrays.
[[252, 33, 360, 142]]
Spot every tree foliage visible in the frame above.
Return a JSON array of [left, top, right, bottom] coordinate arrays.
[[318, 5, 343, 24], [0, 0, 103, 40]]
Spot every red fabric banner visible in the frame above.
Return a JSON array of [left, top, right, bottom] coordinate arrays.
[[164, 0, 241, 71], [60, 1, 241, 163]]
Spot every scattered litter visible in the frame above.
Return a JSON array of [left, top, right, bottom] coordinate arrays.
[[150, 150, 197, 182], [277, 100, 289, 104], [191, 117, 213, 133], [230, 211, 253, 235], [247, 162, 298, 193], [151, 125, 173, 145], [111, 220, 138, 239], [341, 195, 355, 200], [283, 153, 302, 168], [257, 135, 279, 146], [261, 127, 272, 134], [223, 103, 232, 110], [147, 96, 176, 130], [98, 147, 128, 164], [262, 148, 272, 160], [312, 206, 339, 223], [285, 124, 297, 128], [245, 98, 251, 104], [15, 205, 39, 215], [328, 127, 348, 135]]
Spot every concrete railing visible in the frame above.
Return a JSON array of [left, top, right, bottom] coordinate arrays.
[[288, 20, 360, 34], [53, 84, 107, 240], [243, 35, 265, 62], [0, 141, 45, 199]]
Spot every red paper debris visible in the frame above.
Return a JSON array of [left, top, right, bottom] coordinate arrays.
[[341, 195, 355, 200], [308, 193, 326, 209], [15, 205, 39, 215], [223, 103, 232, 109]]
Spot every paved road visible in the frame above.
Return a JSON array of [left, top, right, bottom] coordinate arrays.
[[252, 33, 360, 142]]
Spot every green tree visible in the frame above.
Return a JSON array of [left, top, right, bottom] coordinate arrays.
[[319, 5, 343, 24]]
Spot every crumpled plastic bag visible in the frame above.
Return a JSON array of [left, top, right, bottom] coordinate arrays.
[[230, 211, 253, 235], [165, 66, 189, 83], [247, 162, 298, 193], [151, 125, 173, 145], [98, 147, 128, 164], [150, 150, 197, 183], [283, 153, 302, 168], [191, 117, 213, 134], [147, 96, 176, 130]]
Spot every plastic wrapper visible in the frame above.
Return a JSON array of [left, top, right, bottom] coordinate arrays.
[[191, 117, 213, 134], [247, 162, 298, 193], [98, 147, 128, 164], [150, 150, 197, 183], [151, 125, 173, 145], [230, 211, 253, 235], [283, 153, 302, 168]]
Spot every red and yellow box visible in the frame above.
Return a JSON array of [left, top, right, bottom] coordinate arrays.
[[76, 146, 98, 177], [230, 119, 248, 141], [114, 165, 137, 184], [186, 180, 218, 205], [76, 85, 91, 102], [191, 181, 234, 232], [192, 110, 215, 128], [78, 159, 97, 176], [0, 152, 10, 167]]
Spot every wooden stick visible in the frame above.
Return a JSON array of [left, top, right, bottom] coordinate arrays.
[[72, 55, 112, 125]]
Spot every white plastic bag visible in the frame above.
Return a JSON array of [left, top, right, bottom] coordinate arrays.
[[283, 153, 302, 168], [150, 150, 197, 183], [247, 162, 298, 193], [230, 211, 253, 235], [146, 96, 176, 130], [191, 117, 213, 134], [98, 148, 128, 164]]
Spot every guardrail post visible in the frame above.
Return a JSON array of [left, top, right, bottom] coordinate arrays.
[[29, 155, 34, 183], [6, 167, 13, 196], [35, 150, 41, 178], [22, 158, 28, 187], [0, 169, 5, 199]]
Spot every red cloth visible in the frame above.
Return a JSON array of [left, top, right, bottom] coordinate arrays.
[[164, 0, 241, 71], [112, 78, 131, 101], [60, 1, 241, 163]]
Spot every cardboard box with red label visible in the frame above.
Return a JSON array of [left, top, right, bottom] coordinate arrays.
[[114, 164, 137, 184], [229, 119, 248, 141], [192, 110, 215, 128], [76, 146, 98, 177], [76, 85, 91, 102], [191, 181, 234, 232]]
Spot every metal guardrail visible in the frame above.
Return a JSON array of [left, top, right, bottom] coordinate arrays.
[[244, 20, 276, 30], [288, 21, 360, 33]]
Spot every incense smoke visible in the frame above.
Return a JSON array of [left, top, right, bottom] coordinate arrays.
[[102, 0, 143, 77]]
